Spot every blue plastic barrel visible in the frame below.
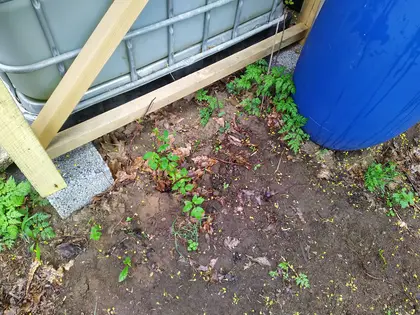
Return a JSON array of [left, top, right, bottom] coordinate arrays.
[[294, 0, 420, 150]]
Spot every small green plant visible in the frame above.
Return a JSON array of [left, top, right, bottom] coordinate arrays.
[[270, 260, 310, 289], [253, 164, 262, 171], [172, 218, 200, 256], [269, 261, 290, 280], [143, 129, 194, 195], [126, 216, 133, 222], [119, 256, 132, 282], [0, 177, 55, 252], [223, 183, 230, 190], [90, 224, 102, 241], [278, 261, 290, 280], [364, 162, 399, 193], [392, 188, 414, 209], [187, 239, 198, 252], [378, 249, 387, 266], [196, 89, 224, 126], [226, 60, 309, 153], [183, 195, 205, 220], [219, 121, 231, 134], [278, 113, 309, 154], [241, 98, 262, 117], [295, 273, 310, 289]]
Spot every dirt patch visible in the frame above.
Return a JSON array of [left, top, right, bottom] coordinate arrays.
[[1, 85, 420, 315]]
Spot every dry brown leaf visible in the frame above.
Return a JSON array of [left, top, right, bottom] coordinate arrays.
[[246, 255, 271, 267], [126, 157, 145, 174], [26, 260, 41, 296], [224, 237, 240, 250], [215, 117, 225, 127], [155, 179, 171, 192], [228, 135, 243, 147], [317, 168, 332, 180], [63, 260, 74, 271], [192, 156, 217, 169], [39, 265, 64, 285], [173, 144, 192, 159], [115, 170, 136, 183]]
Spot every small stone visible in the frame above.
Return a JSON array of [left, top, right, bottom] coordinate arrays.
[[0, 146, 12, 172]]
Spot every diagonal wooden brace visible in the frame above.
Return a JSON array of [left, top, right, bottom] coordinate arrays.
[[32, 0, 150, 149]]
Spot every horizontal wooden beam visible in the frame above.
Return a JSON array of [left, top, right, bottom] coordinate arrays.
[[32, 0, 149, 148], [47, 23, 307, 159], [0, 81, 66, 197]]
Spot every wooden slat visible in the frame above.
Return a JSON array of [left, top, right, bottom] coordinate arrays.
[[46, 23, 307, 159], [32, 0, 149, 148], [298, 0, 322, 43], [0, 82, 66, 197]]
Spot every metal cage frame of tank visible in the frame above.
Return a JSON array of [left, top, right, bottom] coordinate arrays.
[[0, 0, 285, 121]]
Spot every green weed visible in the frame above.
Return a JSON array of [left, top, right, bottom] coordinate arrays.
[[183, 195, 205, 220], [119, 256, 132, 282], [241, 98, 262, 117], [269, 260, 310, 289], [295, 273, 310, 289], [90, 224, 102, 241], [378, 249, 387, 266], [226, 60, 309, 153], [143, 129, 193, 195], [391, 188, 414, 209], [187, 240, 198, 252], [196, 89, 224, 126], [0, 177, 55, 252], [364, 162, 399, 193]]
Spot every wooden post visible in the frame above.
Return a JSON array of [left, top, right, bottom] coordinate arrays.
[[32, 0, 149, 149], [0, 81, 66, 197], [298, 0, 322, 43]]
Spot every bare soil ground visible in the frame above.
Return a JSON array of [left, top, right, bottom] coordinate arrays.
[[1, 82, 420, 315]]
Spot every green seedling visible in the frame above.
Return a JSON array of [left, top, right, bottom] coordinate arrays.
[[223, 183, 230, 190], [90, 224, 102, 241], [187, 240, 198, 252], [270, 260, 310, 289], [183, 195, 205, 220], [269, 261, 290, 280], [392, 188, 415, 209], [119, 256, 132, 282], [31, 242, 41, 262], [295, 273, 310, 289], [378, 249, 387, 266], [0, 177, 55, 253], [196, 89, 224, 126], [143, 129, 194, 195], [126, 217, 133, 222], [364, 162, 399, 194], [253, 164, 262, 171], [279, 261, 290, 280]]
